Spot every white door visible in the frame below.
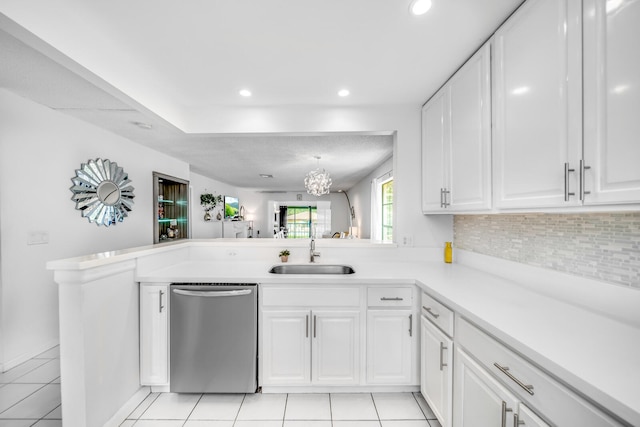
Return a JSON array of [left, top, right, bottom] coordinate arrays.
[[367, 310, 413, 384], [583, 0, 640, 205], [492, 0, 583, 209], [140, 284, 169, 385], [454, 349, 519, 427], [518, 404, 551, 427], [421, 316, 453, 427], [449, 43, 492, 212], [422, 88, 449, 212], [261, 310, 311, 385], [311, 310, 360, 385]]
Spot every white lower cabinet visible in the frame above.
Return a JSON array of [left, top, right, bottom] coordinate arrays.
[[421, 315, 453, 427], [260, 285, 362, 387], [366, 286, 416, 385], [140, 283, 169, 386], [261, 310, 311, 385], [518, 403, 551, 427], [456, 317, 622, 427], [366, 310, 413, 384], [454, 348, 527, 427], [262, 309, 360, 386]]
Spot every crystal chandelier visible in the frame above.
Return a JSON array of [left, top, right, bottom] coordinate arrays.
[[304, 156, 332, 196]]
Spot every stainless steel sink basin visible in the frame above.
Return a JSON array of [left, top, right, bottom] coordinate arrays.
[[268, 264, 356, 275]]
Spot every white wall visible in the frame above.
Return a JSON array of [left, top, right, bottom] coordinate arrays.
[[189, 172, 241, 239], [0, 89, 190, 369], [349, 156, 394, 239]]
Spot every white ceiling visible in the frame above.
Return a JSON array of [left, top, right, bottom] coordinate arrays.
[[0, 0, 523, 191]]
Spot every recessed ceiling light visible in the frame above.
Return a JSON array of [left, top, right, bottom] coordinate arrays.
[[132, 121, 153, 130], [410, 0, 432, 15], [239, 89, 252, 97], [338, 89, 350, 97], [260, 174, 274, 178]]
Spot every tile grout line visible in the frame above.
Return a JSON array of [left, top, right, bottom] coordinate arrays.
[[369, 393, 383, 427], [231, 393, 247, 427], [182, 393, 204, 426]]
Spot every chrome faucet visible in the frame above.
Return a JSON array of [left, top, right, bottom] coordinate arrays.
[[310, 237, 321, 263]]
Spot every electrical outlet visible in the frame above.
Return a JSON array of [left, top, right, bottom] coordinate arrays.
[[27, 231, 49, 245], [400, 235, 413, 247]]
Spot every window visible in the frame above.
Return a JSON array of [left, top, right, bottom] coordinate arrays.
[[371, 171, 393, 242], [381, 179, 393, 242], [285, 206, 317, 238]]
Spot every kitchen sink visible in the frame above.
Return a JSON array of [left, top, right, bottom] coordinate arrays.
[[268, 264, 356, 275]]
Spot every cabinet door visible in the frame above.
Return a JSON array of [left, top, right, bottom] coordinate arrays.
[[261, 310, 311, 385], [454, 348, 519, 427], [367, 310, 413, 384], [140, 284, 169, 385], [422, 88, 449, 213], [493, 0, 583, 209], [583, 0, 640, 205], [449, 43, 492, 212], [421, 316, 453, 427], [312, 310, 360, 385], [518, 404, 551, 427]]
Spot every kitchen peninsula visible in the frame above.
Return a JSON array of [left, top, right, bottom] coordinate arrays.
[[48, 239, 640, 427]]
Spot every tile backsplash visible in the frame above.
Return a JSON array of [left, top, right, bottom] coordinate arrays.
[[453, 212, 640, 288]]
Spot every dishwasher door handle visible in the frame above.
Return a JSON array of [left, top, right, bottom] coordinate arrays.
[[172, 289, 252, 298]]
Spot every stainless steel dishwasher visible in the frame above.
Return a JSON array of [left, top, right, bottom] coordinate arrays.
[[170, 283, 258, 393]]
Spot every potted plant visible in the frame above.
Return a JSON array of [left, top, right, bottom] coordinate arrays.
[[200, 193, 223, 221], [279, 249, 290, 263]]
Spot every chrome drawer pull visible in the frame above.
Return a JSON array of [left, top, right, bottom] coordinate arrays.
[[494, 363, 535, 395], [381, 297, 403, 301], [514, 413, 525, 426], [422, 306, 440, 318], [159, 290, 165, 313], [501, 401, 513, 427]]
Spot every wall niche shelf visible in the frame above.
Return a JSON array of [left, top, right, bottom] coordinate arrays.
[[153, 172, 190, 243]]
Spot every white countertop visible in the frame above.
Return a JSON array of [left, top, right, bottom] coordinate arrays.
[[136, 256, 640, 425]]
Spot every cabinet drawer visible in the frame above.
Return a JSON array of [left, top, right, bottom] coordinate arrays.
[[421, 293, 454, 337], [262, 286, 360, 307], [367, 287, 413, 307], [457, 318, 621, 427]]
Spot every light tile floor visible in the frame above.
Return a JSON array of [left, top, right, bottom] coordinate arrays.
[[0, 347, 444, 427], [0, 346, 61, 427], [121, 391, 443, 427]]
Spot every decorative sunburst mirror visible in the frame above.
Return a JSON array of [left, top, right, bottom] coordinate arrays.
[[69, 158, 135, 226]]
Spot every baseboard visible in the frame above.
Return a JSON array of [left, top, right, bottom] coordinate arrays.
[[103, 386, 150, 427], [1, 339, 59, 373]]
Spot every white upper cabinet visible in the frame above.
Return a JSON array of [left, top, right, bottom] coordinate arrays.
[[492, 0, 583, 209], [422, 43, 492, 213], [422, 88, 449, 212], [583, 0, 640, 205]]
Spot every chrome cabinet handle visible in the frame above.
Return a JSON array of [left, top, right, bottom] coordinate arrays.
[[580, 159, 591, 200], [501, 401, 513, 427], [494, 363, 535, 395], [514, 413, 525, 426], [306, 315, 309, 338], [440, 188, 444, 208], [439, 342, 448, 371], [442, 188, 450, 207], [313, 315, 317, 338], [381, 297, 403, 301], [408, 314, 413, 337], [422, 306, 440, 319], [564, 162, 576, 201], [159, 290, 165, 313]]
